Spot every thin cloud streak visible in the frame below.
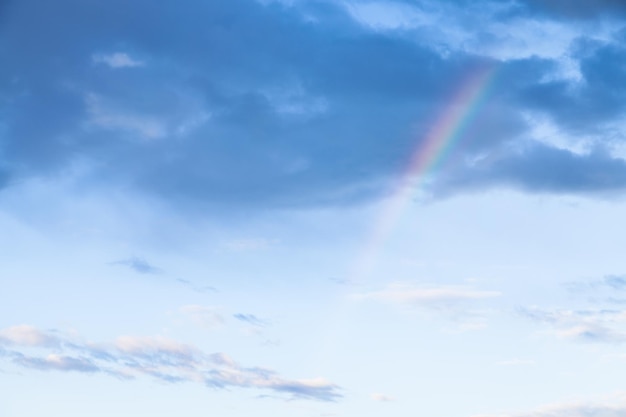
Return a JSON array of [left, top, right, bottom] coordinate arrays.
[[233, 314, 268, 327], [355, 283, 501, 304], [110, 257, 162, 275]]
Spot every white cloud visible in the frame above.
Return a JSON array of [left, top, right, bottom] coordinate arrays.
[[520, 307, 626, 343], [85, 93, 168, 140], [179, 305, 225, 329], [115, 335, 199, 357], [259, 81, 328, 117], [473, 392, 626, 417], [354, 283, 500, 330], [0, 325, 58, 347], [341, 0, 619, 81], [0, 325, 342, 401], [522, 111, 595, 156], [371, 393, 396, 402], [15, 354, 100, 373], [92, 52, 144, 68], [356, 283, 501, 305], [345, 1, 428, 31]]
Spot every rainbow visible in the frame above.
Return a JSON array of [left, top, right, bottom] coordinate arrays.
[[351, 65, 498, 280]]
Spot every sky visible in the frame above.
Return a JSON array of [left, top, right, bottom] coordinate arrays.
[[2, 0, 626, 416]]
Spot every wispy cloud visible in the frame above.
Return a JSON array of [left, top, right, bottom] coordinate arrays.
[[109, 259, 217, 293], [356, 283, 501, 305], [13, 353, 101, 373], [567, 274, 626, 293], [371, 393, 396, 402], [473, 392, 626, 417], [354, 283, 500, 329], [92, 52, 144, 68], [329, 277, 360, 287], [180, 305, 225, 329], [519, 306, 626, 343], [233, 314, 268, 327], [0, 325, 59, 347], [110, 257, 161, 275], [175, 279, 218, 294], [85, 94, 168, 140], [0, 325, 342, 402]]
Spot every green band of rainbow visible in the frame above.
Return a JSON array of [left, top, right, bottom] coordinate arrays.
[[352, 65, 498, 280]]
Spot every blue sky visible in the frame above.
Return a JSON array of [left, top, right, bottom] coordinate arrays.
[[2, 0, 626, 416]]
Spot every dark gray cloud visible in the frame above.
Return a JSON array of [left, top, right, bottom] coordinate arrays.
[[517, 40, 626, 134], [1, 0, 625, 210], [0, 325, 342, 402], [436, 142, 626, 197]]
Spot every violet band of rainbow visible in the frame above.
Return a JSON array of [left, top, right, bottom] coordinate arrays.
[[351, 65, 498, 281]]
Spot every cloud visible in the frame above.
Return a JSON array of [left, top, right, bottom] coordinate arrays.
[[355, 283, 500, 328], [371, 393, 396, 402], [207, 369, 341, 402], [473, 392, 626, 417], [603, 276, 626, 291], [0, 325, 342, 402], [519, 306, 626, 343], [566, 274, 626, 298], [436, 142, 626, 197], [92, 52, 144, 68], [109, 260, 216, 292], [233, 313, 268, 327], [180, 305, 225, 329], [517, 0, 626, 19], [356, 283, 501, 305], [13, 353, 100, 373], [175, 279, 218, 293], [111, 257, 161, 274], [0, 325, 59, 347], [85, 93, 168, 140], [1, 0, 625, 210]]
